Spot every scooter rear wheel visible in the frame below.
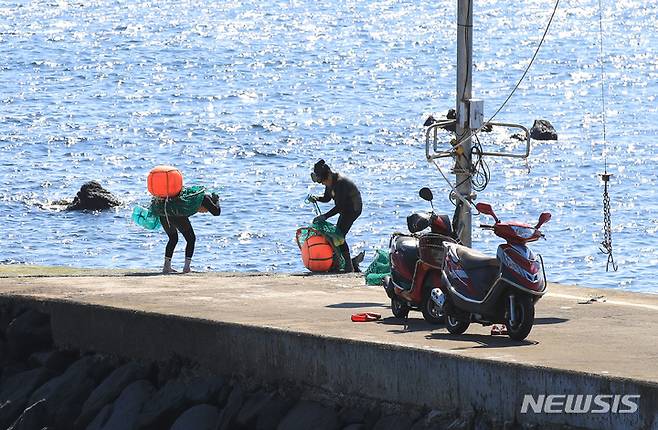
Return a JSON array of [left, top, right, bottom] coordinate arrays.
[[391, 298, 410, 319], [505, 295, 535, 341], [421, 287, 444, 325]]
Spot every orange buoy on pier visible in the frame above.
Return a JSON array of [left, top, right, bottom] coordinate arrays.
[[301, 235, 334, 272], [147, 166, 183, 198]]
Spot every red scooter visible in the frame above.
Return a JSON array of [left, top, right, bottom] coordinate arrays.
[[432, 200, 552, 340], [383, 188, 457, 324]]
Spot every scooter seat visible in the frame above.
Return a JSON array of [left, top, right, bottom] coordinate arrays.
[[453, 244, 498, 270], [390, 235, 419, 285], [393, 236, 419, 259]]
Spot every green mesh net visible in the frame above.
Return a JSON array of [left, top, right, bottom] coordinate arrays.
[[149, 186, 206, 218], [296, 220, 346, 271], [132, 206, 161, 230], [364, 249, 391, 285]]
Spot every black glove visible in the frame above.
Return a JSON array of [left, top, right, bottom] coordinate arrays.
[[313, 215, 326, 224]]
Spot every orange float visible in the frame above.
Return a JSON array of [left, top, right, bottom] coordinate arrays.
[[147, 165, 183, 198], [301, 235, 334, 272]]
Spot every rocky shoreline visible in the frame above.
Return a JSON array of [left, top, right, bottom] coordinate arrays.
[[0, 301, 581, 430]]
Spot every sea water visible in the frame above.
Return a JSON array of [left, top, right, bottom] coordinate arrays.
[[0, 0, 656, 292]]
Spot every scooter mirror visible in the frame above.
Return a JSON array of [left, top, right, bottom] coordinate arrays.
[[536, 212, 552, 229], [476, 202, 499, 222], [419, 187, 433, 202]]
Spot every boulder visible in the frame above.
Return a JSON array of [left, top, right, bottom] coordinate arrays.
[[7, 399, 48, 430], [215, 385, 244, 430], [372, 414, 414, 430], [76, 362, 150, 429], [250, 394, 294, 430], [5, 309, 52, 360], [65, 181, 121, 211], [529, 119, 558, 140], [170, 404, 220, 430], [410, 410, 455, 430], [28, 355, 114, 429], [234, 390, 273, 428], [137, 375, 225, 430], [0, 367, 55, 428], [277, 400, 340, 430], [86, 404, 112, 430], [28, 350, 79, 372], [96, 379, 154, 430]]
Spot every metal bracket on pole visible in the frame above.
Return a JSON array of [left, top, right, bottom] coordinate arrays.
[[426, 121, 531, 161]]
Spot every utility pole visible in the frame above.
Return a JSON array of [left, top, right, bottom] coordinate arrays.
[[455, 0, 474, 246]]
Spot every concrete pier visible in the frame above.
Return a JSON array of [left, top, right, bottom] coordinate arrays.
[[0, 269, 656, 429]]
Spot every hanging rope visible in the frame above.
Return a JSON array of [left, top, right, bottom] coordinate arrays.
[[597, 0, 617, 272]]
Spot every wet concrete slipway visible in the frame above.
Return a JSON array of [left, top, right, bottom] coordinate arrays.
[[0, 267, 656, 430]]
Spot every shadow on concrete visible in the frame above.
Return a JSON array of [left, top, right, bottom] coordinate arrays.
[[124, 272, 172, 277], [325, 302, 386, 309], [377, 316, 444, 333], [534, 317, 569, 325], [425, 332, 538, 349]]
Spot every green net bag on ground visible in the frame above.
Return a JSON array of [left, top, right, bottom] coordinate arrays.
[[150, 186, 206, 217], [295, 221, 346, 271], [364, 249, 390, 285]]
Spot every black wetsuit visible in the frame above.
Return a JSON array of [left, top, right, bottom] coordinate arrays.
[[317, 173, 362, 271], [161, 195, 220, 259]]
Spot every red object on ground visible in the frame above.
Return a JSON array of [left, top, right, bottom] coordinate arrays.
[[147, 165, 183, 198], [490, 325, 508, 336], [351, 312, 382, 322], [301, 235, 334, 272]]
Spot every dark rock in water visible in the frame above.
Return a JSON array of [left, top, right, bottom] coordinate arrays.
[[215, 385, 244, 430], [95, 379, 154, 430], [529, 119, 558, 140], [27, 355, 114, 429], [510, 133, 526, 141], [277, 400, 340, 430], [170, 404, 220, 430], [6, 309, 52, 360], [76, 362, 150, 428], [65, 181, 121, 211], [7, 399, 48, 430], [0, 367, 55, 428], [372, 414, 414, 430]]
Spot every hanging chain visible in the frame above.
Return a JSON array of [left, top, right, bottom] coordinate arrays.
[[599, 174, 618, 272], [596, 0, 617, 272]]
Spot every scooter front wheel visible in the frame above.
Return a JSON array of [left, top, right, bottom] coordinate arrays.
[[391, 298, 410, 319], [445, 314, 469, 335], [505, 295, 535, 341]]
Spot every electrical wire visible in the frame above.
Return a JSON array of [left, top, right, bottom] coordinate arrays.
[[452, 0, 562, 152]]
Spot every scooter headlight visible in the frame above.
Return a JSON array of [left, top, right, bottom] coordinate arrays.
[[510, 225, 535, 239]]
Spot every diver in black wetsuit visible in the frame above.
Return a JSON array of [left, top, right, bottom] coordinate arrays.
[[309, 159, 363, 273], [161, 193, 220, 274]]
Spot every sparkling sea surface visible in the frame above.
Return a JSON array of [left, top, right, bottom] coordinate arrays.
[[0, 0, 656, 292]]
